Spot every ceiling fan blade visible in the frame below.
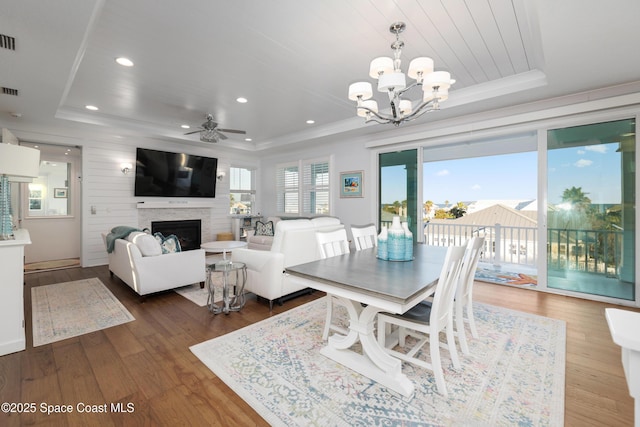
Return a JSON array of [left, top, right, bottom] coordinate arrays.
[[217, 128, 246, 135], [184, 129, 203, 135], [217, 131, 228, 140]]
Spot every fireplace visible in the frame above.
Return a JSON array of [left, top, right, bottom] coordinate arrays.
[[151, 219, 201, 251]]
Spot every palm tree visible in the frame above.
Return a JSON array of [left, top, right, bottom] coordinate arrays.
[[561, 186, 591, 211]]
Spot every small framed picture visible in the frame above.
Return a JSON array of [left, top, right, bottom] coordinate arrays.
[[54, 188, 68, 198], [340, 170, 363, 198]]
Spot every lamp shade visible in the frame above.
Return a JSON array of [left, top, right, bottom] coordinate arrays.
[[0, 143, 40, 178], [357, 100, 378, 117], [399, 100, 412, 115], [378, 72, 406, 92], [408, 57, 434, 81], [423, 71, 453, 91], [369, 57, 394, 79], [348, 82, 373, 101]]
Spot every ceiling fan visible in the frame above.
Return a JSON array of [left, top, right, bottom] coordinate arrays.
[[184, 114, 246, 143]]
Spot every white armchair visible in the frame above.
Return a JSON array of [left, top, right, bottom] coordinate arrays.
[[102, 232, 206, 297], [233, 217, 344, 309]]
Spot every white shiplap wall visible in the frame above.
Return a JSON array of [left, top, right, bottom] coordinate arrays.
[[82, 139, 258, 267]]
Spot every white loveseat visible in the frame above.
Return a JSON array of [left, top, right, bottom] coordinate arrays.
[[102, 231, 206, 297], [233, 217, 344, 309]]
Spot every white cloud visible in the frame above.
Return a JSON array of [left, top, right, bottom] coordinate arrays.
[[577, 149, 585, 155], [574, 159, 593, 167], [585, 145, 608, 153], [471, 184, 481, 190], [436, 169, 449, 176]]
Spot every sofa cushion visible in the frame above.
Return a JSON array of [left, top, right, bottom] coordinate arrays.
[[255, 220, 275, 236], [129, 232, 163, 256], [154, 232, 182, 254]]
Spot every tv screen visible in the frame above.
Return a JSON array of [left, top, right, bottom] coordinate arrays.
[[134, 147, 217, 197]]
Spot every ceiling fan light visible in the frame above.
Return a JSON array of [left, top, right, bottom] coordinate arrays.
[[357, 100, 378, 117], [348, 82, 373, 101], [408, 57, 434, 81], [378, 72, 406, 92], [369, 57, 394, 79]]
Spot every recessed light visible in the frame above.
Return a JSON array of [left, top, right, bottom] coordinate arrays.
[[245, 138, 252, 142], [181, 124, 190, 129], [306, 120, 315, 124], [236, 97, 248, 103], [115, 57, 134, 67], [85, 105, 99, 111]]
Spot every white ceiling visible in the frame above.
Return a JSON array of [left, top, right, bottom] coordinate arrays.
[[1, 0, 639, 153]]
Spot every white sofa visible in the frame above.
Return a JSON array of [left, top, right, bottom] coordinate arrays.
[[233, 217, 344, 309], [101, 232, 206, 297]]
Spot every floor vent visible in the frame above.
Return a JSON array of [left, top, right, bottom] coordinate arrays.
[[2, 87, 18, 96], [0, 34, 16, 50]]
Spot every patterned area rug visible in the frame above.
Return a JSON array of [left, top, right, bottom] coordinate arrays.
[[31, 278, 135, 347], [191, 298, 565, 426]]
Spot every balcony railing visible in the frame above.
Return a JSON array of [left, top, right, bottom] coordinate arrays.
[[422, 222, 623, 278]]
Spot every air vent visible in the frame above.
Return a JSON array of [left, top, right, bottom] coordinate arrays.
[[0, 34, 16, 50], [2, 87, 19, 96]]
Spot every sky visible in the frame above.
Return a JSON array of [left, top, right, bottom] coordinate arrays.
[[381, 146, 623, 205]]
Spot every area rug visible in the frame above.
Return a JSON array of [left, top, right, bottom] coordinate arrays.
[[24, 258, 80, 273], [191, 298, 565, 426], [31, 278, 135, 347], [174, 275, 227, 307]]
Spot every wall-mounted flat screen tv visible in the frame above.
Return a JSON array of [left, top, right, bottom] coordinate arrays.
[[134, 147, 217, 197]]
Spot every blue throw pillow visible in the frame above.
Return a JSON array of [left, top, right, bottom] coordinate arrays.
[[153, 232, 182, 254]]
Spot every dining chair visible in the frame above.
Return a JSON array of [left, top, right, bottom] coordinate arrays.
[[454, 236, 485, 355], [377, 244, 467, 396], [350, 223, 378, 251], [315, 228, 351, 340]]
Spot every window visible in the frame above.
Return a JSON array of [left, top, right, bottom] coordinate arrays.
[[229, 167, 255, 215], [277, 158, 330, 215]]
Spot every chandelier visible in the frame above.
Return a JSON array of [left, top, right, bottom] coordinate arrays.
[[348, 22, 455, 126]]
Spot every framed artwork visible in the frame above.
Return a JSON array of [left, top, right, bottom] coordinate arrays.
[[54, 188, 68, 198], [340, 170, 363, 198]]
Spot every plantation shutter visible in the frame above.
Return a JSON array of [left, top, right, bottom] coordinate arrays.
[[302, 160, 329, 214], [276, 163, 299, 214]]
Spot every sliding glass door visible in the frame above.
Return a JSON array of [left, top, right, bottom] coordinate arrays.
[[547, 118, 636, 300], [379, 149, 418, 237]]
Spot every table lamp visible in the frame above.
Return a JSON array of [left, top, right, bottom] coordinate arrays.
[[0, 143, 41, 239]]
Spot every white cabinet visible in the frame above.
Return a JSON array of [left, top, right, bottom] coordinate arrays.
[[0, 229, 30, 356]]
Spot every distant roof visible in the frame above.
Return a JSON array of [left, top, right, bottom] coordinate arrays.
[[428, 204, 537, 228]]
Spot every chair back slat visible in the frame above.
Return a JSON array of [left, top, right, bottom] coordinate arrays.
[[351, 223, 377, 251], [431, 245, 466, 331], [316, 229, 350, 259]]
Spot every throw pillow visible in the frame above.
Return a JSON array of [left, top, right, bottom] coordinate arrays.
[[254, 220, 274, 236], [153, 232, 182, 254], [130, 233, 163, 256]]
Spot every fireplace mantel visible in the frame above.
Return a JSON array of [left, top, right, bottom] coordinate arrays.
[[137, 201, 215, 209]]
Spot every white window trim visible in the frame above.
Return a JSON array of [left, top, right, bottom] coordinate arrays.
[[276, 157, 330, 215]]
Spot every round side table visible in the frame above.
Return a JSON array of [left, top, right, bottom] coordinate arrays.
[[201, 240, 247, 261], [206, 261, 247, 315]]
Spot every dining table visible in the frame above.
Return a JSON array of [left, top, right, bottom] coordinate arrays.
[[285, 244, 449, 398]]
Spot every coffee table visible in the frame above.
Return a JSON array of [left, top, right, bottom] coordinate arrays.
[[201, 240, 247, 261]]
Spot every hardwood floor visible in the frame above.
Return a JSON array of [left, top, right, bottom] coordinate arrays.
[[1, 265, 636, 426]]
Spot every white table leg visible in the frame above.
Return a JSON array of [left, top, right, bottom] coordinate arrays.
[[321, 297, 414, 398]]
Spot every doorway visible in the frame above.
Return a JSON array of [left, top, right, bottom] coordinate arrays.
[[19, 143, 82, 268]]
